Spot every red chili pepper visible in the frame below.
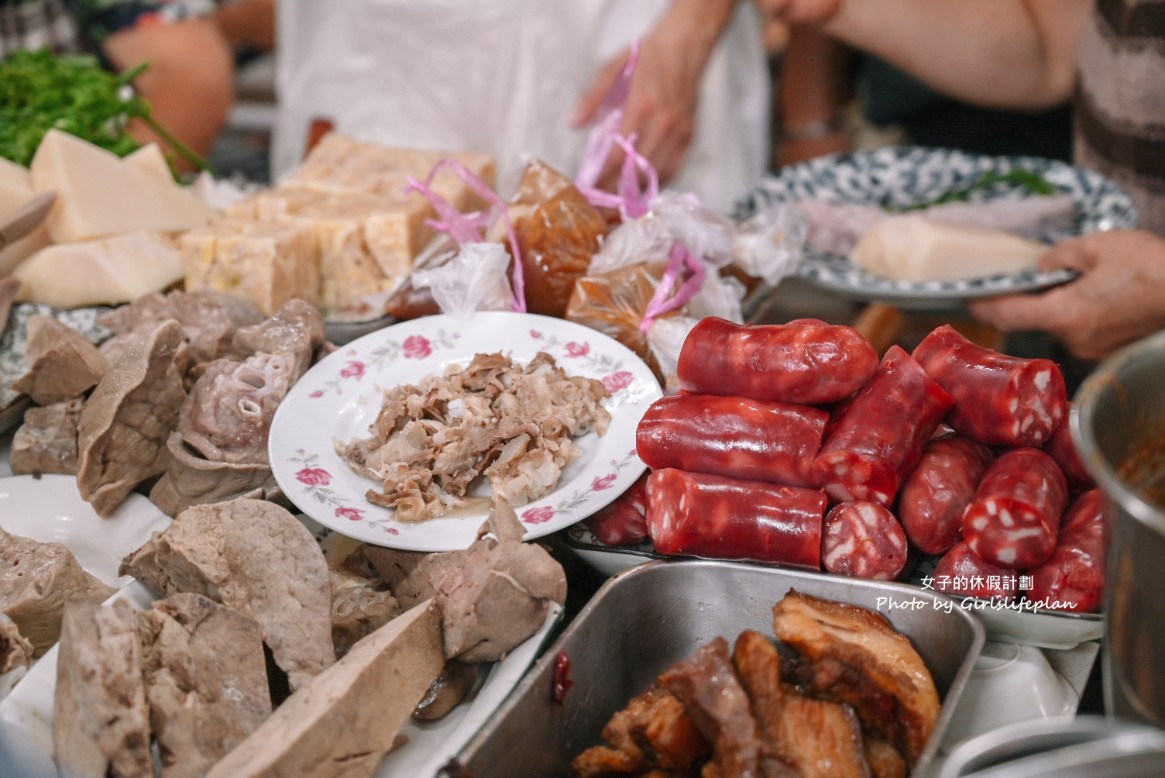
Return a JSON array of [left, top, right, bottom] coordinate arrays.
[[552, 650, 573, 704]]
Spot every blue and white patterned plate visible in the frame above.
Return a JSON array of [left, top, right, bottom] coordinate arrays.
[[735, 146, 1140, 309]]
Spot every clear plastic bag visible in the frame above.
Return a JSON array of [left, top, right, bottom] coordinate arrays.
[[506, 160, 609, 317], [732, 202, 809, 285], [565, 262, 670, 380], [410, 242, 514, 320]]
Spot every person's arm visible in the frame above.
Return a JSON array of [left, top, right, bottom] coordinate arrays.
[[968, 230, 1165, 361], [102, 17, 235, 169], [760, 0, 1089, 110], [775, 25, 856, 167], [573, 0, 742, 186]]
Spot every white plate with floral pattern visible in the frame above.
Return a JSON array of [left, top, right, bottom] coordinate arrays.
[[269, 311, 662, 552]]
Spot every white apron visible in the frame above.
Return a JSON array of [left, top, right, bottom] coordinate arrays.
[[273, 0, 770, 213]]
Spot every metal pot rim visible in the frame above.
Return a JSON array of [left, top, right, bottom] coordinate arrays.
[[1072, 329, 1165, 534]]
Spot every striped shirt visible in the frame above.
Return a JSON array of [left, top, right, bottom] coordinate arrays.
[[1075, 0, 1165, 234]]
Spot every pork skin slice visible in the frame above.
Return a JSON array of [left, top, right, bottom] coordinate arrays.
[[76, 319, 186, 517], [53, 598, 152, 778], [206, 599, 444, 778], [772, 590, 940, 767], [139, 593, 273, 778], [120, 497, 334, 690], [0, 526, 116, 656]]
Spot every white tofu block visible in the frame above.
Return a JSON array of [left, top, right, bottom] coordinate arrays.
[[850, 214, 1048, 283], [14, 231, 184, 307], [29, 129, 212, 243]]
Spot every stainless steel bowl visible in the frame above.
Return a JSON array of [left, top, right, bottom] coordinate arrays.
[[1073, 329, 1165, 727], [939, 715, 1165, 778], [455, 559, 984, 777]]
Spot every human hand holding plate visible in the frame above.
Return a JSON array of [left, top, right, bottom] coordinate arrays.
[[739, 147, 1138, 310]]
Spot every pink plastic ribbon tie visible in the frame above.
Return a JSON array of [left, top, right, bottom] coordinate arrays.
[[614, 133, 659, 220], [576, 41, 662, 217], [575, 42, 638, 192], [404, 158, 526, 313], [640, 243, 706, 335], [403, 176, 482, 245]]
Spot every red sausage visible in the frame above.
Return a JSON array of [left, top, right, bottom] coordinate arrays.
[[636, 394, 828, 488], [931, 542, 1020, 602], [962, 448, 1069, 569], [676, 317, 879, 405], [645, 468, 826, 570], [912, 325, 1068, 447], [898, 434, 994, 555], [810, 346, 954, 507], [583, 473, 649, 547], [1041, 405, 1095, 488], [1026, 489, 1106, 613], [821, 501, 908, 581]]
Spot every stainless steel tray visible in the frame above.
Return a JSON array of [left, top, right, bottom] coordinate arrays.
[[454, 559, 985, 777], [564, 524, 1103, 650]]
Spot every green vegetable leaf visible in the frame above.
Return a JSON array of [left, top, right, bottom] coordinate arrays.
[[0, 48, 208, 174], [894, 168, 1057, 211]]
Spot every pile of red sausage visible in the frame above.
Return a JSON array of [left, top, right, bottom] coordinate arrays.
[[586, 317, 1104, 613]]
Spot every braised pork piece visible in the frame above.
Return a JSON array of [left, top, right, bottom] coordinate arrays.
[[337, 351, 610, 522], [772, 592, 939, 767], [572, 592, 935, 778]]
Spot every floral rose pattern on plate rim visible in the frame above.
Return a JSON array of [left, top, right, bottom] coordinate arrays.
[[288, 450, 397, 534], [274, 313, 660, 549], [527, 329, 633, 399], [310, 328, 460, 398], [521, 447, 641, 525]]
